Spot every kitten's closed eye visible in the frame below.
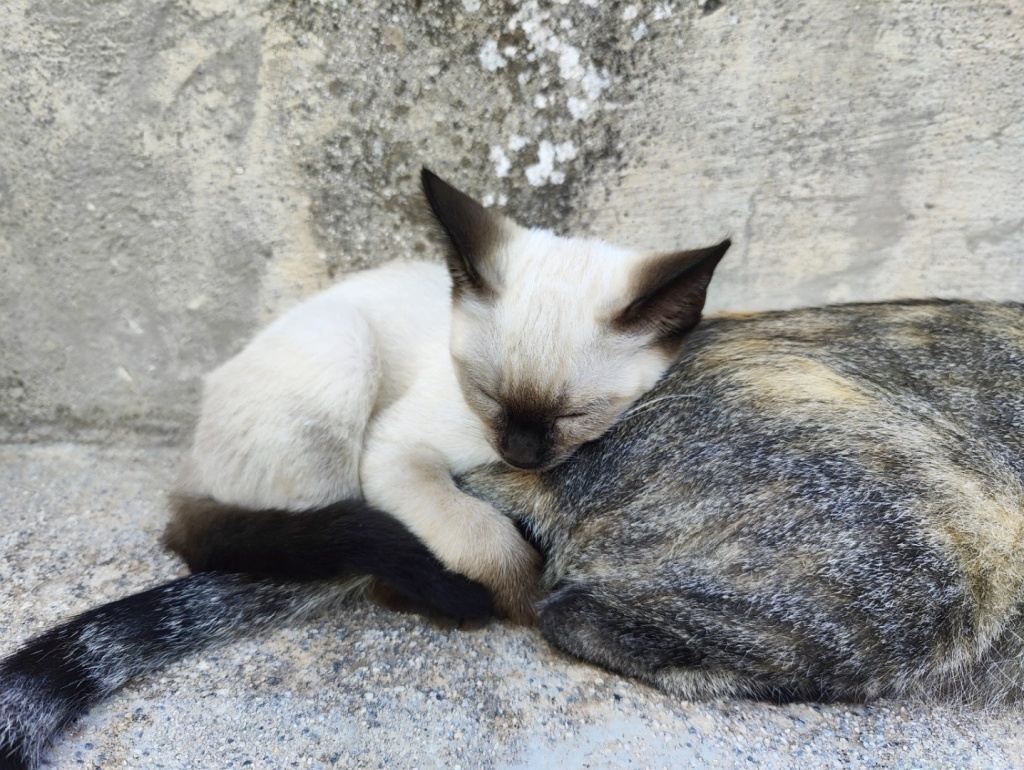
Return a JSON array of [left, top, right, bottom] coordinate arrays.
[[558, 396, 614, 423], [555, 404, 613, 434], [476, 388, 500, 408]]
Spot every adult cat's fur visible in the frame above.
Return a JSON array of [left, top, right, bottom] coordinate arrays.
[[170, 168, 729, 622], [4, 299, 1023, 767], [465, 299, 1024, 703]]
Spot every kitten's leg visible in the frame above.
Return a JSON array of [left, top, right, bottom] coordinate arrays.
[[361, 439, 541, 625]]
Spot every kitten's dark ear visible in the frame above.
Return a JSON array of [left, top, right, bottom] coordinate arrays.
[[614, 238, 731, 341], [421, 168, 506, 296]]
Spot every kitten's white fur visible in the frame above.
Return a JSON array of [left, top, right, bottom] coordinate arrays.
[[178, 171, 728, 621]]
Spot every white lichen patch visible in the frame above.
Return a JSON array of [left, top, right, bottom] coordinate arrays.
[[494, 1, 616, 131], [526, 141, 561, 186], [478, 40, 507, 72], [489, 145, 511, 178], [481, 192, 509, 207], [567, 96, 589, 120], [652, 3, 674, 21], [554, 141, 578, 162], [469, 0, 675, 186], [525, 139, 578, 186], [582, 65, 612, 100], [558, 45, 584, 81]]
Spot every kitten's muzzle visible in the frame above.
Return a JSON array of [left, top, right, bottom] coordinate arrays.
[[498, 419, 551, 470]]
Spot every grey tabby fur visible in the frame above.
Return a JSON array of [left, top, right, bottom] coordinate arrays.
[[464, 298, 1024, 703]]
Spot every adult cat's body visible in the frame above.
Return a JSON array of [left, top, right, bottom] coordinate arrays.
[[466, 299, 1024, 703], [170, 169, 729, 622], [4, 299, 1024, 767]]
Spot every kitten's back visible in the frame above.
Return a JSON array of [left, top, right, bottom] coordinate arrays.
[[179, 260, 451, 511]]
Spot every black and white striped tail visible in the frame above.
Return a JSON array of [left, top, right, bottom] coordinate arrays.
[[0, 500, 492, 769], [0, 574, 362, 769]]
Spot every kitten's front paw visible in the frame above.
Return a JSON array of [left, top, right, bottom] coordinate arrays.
[[430, 500, 544, 626], [487, 540, 543, 626], [369, 579, 492, 629]]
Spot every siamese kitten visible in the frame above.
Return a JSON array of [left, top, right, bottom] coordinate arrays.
[[169, 169, 730, 623]]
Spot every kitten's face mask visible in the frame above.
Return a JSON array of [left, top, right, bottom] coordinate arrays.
[[421, 167, 729, 472], [452, 329, 677, 471]]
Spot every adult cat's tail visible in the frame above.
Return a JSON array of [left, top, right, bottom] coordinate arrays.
[[0, 574, 360, 770], [0, 500, 491, 770]]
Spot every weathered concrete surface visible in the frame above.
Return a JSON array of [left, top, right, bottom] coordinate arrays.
[[3, 444, 1024, 769], [1, 0, 1022, 441]]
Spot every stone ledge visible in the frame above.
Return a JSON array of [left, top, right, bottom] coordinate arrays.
[[1, 443, 1022, 768]]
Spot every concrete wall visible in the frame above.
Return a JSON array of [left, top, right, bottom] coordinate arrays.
[[1, 0, 1021, 442]]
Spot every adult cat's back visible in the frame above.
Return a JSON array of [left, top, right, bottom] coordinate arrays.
[[468, 300, 1024, 703]]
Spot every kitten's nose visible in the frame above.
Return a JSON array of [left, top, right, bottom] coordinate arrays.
[[499, 420, 548, 470]]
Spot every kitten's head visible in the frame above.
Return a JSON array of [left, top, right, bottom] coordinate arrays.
[[422, 168, 729, 471]]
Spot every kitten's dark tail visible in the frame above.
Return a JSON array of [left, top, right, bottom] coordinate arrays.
[[163, 495, 493, 610], [0, 500, 492, 770]]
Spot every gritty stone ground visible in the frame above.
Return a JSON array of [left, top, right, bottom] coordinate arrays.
[[1, 443, 1022, 769]]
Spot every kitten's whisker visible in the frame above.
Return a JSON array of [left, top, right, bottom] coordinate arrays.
[[619, 394, 702, 425]]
